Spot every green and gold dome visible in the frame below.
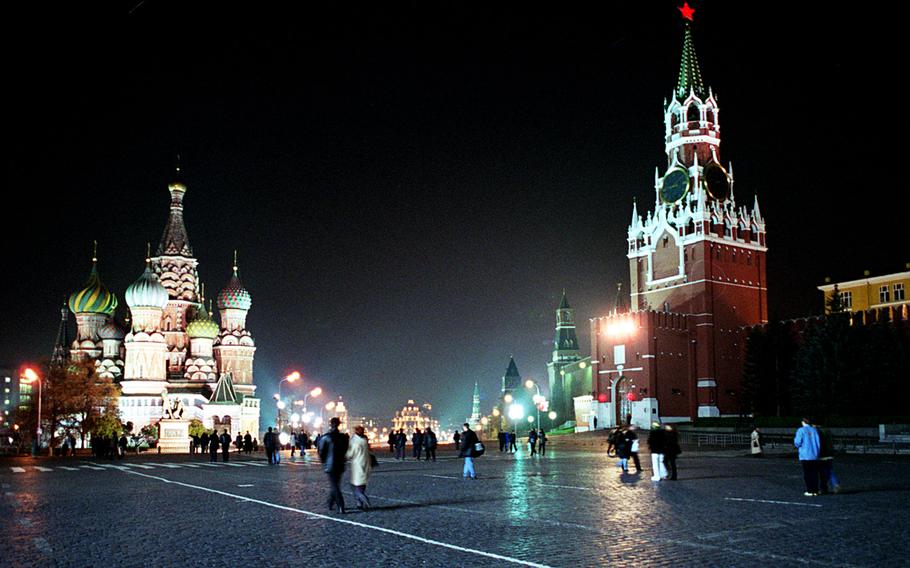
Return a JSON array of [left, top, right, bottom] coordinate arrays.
[[68, 259, 118, 316], [186, 301, 220, 340]]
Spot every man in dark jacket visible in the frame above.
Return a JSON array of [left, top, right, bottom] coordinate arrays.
[[412, 428, 423, 460], [647, 423, 667, 481], [394, 429, 406, 460], [220, 430, 231, 462], [423, 428, 437, 462], [453, 430, 461, 451], [208, 432, 219, 462], [663, 425, 681, 480], [317, 417, 350, 513], [263, 427, 275, 464], [459, 423, 479, 479], [201, 432, 210, 457]]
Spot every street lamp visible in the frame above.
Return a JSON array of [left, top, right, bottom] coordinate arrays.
[[302, 387, 322, 415], [22, 368, 41, 456]]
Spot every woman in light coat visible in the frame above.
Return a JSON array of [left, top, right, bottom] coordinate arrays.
[[345, 426, 373, 510]]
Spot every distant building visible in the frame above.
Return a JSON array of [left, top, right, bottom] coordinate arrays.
[[546, 291, 581, 426], [468, 382, 481, 426], [819, 267, 909, 314], [391, 400, 438, 436], [1, 368, 19, 428]]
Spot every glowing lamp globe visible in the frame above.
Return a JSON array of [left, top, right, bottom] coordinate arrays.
[[527, 416, 535, 423], [276, 401, 286, 410], [548, 411, 558, 421], [508, 403, 525, 420], [290, 413, 301, 423], [503, 394, 513, 404], [597, 393, 609, 403], [278, 432, 290, 445]]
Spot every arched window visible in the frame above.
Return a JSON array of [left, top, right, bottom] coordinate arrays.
[[687, 104, 700, 123], [705, 109, 714, 123]]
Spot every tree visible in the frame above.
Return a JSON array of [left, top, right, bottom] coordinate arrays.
[[45, 360, 122, 446], [188, 418, 206, 437]]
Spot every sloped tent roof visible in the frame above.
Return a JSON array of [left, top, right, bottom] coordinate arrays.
[[209, 372, 240, 405]]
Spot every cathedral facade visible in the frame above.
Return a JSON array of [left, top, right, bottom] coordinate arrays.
[[65, 169, 260, 439]]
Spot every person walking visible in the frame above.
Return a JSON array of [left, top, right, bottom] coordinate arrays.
[[459, 423, 479, 479], [263, 427, 275, 464], [538, 429, 547, 456], [201, 432, 210, 457], [208, 431, 219, 462], [394, 429, 406, 460], [453, 430, 461, 452], [69, 434, 78, 456], [615, 427, 631, 472], [508, 431, 518, 454], [423, 427, 437, 462], [498, 431, 506, 452], [628, 425, 642, 473], [220, 430, 231, 462], [647, 422, 667, 481], [663, 424, 681, 480], [387, 431, 395, 455], [117, 433, 128, 459], [817, 424, 839, 494], [318, 417, 350, 514], [528, 429, 538, 456], [794, 418, 822, 496], [345, 425, 373, 510], [290, 431, 298, 458], [751, 427, 764, 457], [244, 431, 253, 455], [235, 433, 243, 455], [412, 428, 423, 460]]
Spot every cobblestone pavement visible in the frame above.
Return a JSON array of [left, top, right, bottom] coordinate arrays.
[[1, 447, 909, 567]]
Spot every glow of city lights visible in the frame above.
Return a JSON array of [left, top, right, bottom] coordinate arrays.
[[492, 408, 501, 417], [527, 416, 535, 423], [276, 401, 286, 410], [503, 393, 513, 403], [325, 401, 336, 411], [22, 368, 39, 382], [314, 418, 323, 428], [548, 411, 557, 420], [480, 417, 489, 425], [290, 413, 300, 423], [309, 387, 322, 397], [532, 394, 544, 404], [278, 432, 290, 445], [302, 414, 312, 424], [286, 371, 301, 382], [508, 403, 525, 420], [525, 379, 534, 389]]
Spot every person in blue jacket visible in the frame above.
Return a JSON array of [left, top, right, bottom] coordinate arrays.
[[794, 418, 822, 496]]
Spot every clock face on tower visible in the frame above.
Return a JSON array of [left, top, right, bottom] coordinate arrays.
[[661, 167, 690, 203], [704, 162, 731, 201]]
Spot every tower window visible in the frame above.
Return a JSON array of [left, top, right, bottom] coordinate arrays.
[[839, 291, 853, 310], [895, 283, 905, 302], [687, 104, 700, 123], [706, 109, 714, 123]]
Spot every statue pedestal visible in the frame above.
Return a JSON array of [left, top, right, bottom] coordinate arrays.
[[157, 419, 190, 454]]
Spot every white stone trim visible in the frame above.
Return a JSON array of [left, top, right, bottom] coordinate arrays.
[[697, 405, 720, 417], [697, 379, 716, 387], [631, 278, 767, 297]]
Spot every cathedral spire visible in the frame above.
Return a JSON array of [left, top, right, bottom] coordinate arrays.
[[51, 299, 69, 368]]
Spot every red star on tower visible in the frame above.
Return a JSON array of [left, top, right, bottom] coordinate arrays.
[[678, 2, 695, 21]]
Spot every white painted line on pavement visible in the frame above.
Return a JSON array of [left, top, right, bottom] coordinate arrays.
[[152, 463, 184, 469], [221, 463, 247, 467], [122, 470, 553, 568], [11, 467, 26, 473], [181, 464, 201, 468], [199, 463, 223, 467], [33, 466, 54, 472], [238, 484, 255, 487], [57, 467, 81, 471], [244, 462, 268, 466], [537, 483, 596, 492], [724, 497, 822, 508], [127, 464, 154, 469], [80, 465, 105, 471]]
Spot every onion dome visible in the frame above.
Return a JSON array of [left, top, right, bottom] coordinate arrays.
[[186, 301, 219, 340], [68, 246, 118, 316], [126, 259, 169, 309], [98, 319, 126, 341], [216, 251, 252, 311]]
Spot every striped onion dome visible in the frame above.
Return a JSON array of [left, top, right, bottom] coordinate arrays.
[[217, 264, 252, 311], [126, 262, 169, 309], [186, 302, 219, 339], [97, 320, 126, 340], [68, 261, 118, 316]]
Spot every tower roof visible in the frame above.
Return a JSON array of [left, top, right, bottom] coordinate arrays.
[[504, 357, 520, 378], [209, 372, 239, 404], [156, 165, 193, 257], [676, 24, 707, 100], [472, 382, 480, 398], [558, 290, 571, 310], [51, 300, 69, 368], [126, 257, 169, 310]]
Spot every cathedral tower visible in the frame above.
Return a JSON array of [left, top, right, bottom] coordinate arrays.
[[214, 252, 256, 398], [122, 256, 170, 396], [68, 244, 118, 361]]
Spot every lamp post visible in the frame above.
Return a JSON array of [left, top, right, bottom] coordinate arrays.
[[302, 387, 322, 415], [23, 368, 41, 456], [275, 372, 301, 431]]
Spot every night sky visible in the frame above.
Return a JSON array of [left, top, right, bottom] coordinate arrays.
[[4, 2, 905, 428]]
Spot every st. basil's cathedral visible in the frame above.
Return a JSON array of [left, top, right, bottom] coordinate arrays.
[[60, 168, 261, 439]]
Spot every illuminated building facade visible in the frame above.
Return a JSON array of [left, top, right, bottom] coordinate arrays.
[[63, 166, 261, 438], [818, 268, 910, 314], [391, 400, 439, 436], [589, 11, 767, 427]]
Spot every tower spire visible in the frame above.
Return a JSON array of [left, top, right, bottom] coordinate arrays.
[[51, 298, 69, 368], [676, 18, 706, 100], [157, 165, 192, 257]]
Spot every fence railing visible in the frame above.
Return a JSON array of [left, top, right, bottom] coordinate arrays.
[[677, 431, 910, 454]]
